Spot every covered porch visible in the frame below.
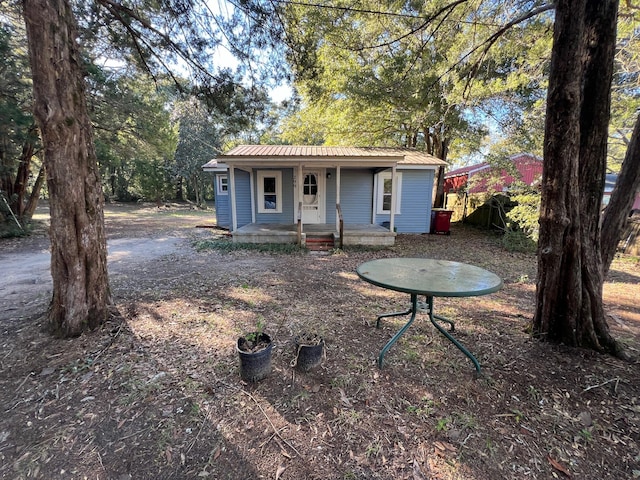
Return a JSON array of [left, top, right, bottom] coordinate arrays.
[[232, 222, 396, 247], [203, 145, 447, 239]]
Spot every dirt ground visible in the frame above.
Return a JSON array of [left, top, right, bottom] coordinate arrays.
[[1, 202, 639, 480]]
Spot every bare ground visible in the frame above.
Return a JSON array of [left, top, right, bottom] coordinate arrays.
[[1, 202, 639, 480]]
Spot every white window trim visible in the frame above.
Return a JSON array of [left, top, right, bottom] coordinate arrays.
[[376, 172, 402, 214], [216, 175, 228, 196], [257, 170, 283, 214]]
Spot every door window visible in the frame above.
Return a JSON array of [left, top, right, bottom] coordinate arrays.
[[303, 173, 318, 204]]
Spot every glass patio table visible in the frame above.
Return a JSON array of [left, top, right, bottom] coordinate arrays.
[[356, 258, 503, 373]]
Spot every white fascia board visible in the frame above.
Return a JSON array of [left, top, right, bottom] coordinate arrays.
[[202, 162, 229, 172], [394, 165, 440, 170]]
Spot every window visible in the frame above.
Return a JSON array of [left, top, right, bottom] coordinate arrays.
[[257, 171, 282, 213], [217, 175, 228, 196], [303, 174, 318, 196], [376, 172, 402, 214], [303, 173, 318, 205]]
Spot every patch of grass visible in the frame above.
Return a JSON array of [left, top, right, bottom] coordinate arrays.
[[118, 376, 164, 405], [578, 428, 593, 443], [406, 397, 436, 419], [194, 238, 307, 254], [330, 374, 352, 389], [527, 384, 542, 404], [485, 439, 497, 457], [511, 409, 525, 423], [291, 390, 310, 405], [61, 357, 94, 375], [333, 409, 362, 428], [435, 417, 451, 432], [502, 229, 537, 253], [403, 347, 420, 363], [364, 437, 382, 458], [341, 245, 389, 253], [453, 412, 477, 430]]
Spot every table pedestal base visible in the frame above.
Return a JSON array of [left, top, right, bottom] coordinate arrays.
[[376, 294, 481, 373]]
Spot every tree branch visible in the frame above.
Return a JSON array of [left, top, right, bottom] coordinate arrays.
[[462, 4, 555, 98], [95, 0, 217, 83], [601, 114, 640, 275]]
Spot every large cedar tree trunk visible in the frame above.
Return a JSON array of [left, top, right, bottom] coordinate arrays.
[[601, 116, 640, 275], [534, 0, 624, 357], [23, 0, 112, 336]]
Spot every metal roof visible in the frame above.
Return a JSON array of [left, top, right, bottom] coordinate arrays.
[[215, 145, 446, 166], [445, 154, 542, 179]]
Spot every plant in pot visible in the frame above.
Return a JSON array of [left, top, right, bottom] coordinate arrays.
[[292, 331, 325, 372], [237, 320, 273, 382]]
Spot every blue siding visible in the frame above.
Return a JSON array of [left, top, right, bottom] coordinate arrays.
[[341, 169, 374, 223], [215, 194, 230, 227], [214, 174, 230, 227], [376, 169, 434, 233], [233, 170, 252, 228], [255, 168, 294, 224]]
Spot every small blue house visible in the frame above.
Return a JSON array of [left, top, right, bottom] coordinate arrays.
[[202, 145, 446, 247]]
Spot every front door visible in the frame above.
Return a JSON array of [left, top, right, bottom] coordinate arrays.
[[301, 170, 325, 224]]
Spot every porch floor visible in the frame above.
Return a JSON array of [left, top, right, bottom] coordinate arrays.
[[232, 223, 396, 246]]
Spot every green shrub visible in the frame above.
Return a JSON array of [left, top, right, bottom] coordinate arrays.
[[502, 186, 540, 252], [0, 219, 32, 238], [194, 238, 306, 254]]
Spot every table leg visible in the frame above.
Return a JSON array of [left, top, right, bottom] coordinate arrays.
[[427, 297, 481, 374], [377, 293, 418, 368], [376, 306, 414, 329], [433, 314, 455, 332]]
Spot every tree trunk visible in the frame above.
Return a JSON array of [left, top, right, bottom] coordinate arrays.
[[12, 127, 38, 217], [576, 0, 621, 354], [423, 125, 449, 208], [601, 115, 640, 275], [23, 163, 46, 218], [192, 174, 201, 207], [534, 0, 625, 357], [23, 0, 112, 337], [0, 125, 37, 218], [176, 176, 184, 201]]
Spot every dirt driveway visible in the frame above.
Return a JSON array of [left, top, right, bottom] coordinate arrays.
[[0, 204, 214, 326], [1, 203, 639, 480]]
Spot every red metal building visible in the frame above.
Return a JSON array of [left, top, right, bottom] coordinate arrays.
[[444, 153, 543, 194]]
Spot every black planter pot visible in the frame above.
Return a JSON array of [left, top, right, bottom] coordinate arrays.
[[237, 333, 273, 382], [293, 334, 325, 372]]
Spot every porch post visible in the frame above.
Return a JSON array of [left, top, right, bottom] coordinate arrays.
[[390, 165, 397, 232], [336, 165, 341, 231], [229, 166, 237, 231], [249, 170, 255, 223], [297, 164, 304, 230]]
